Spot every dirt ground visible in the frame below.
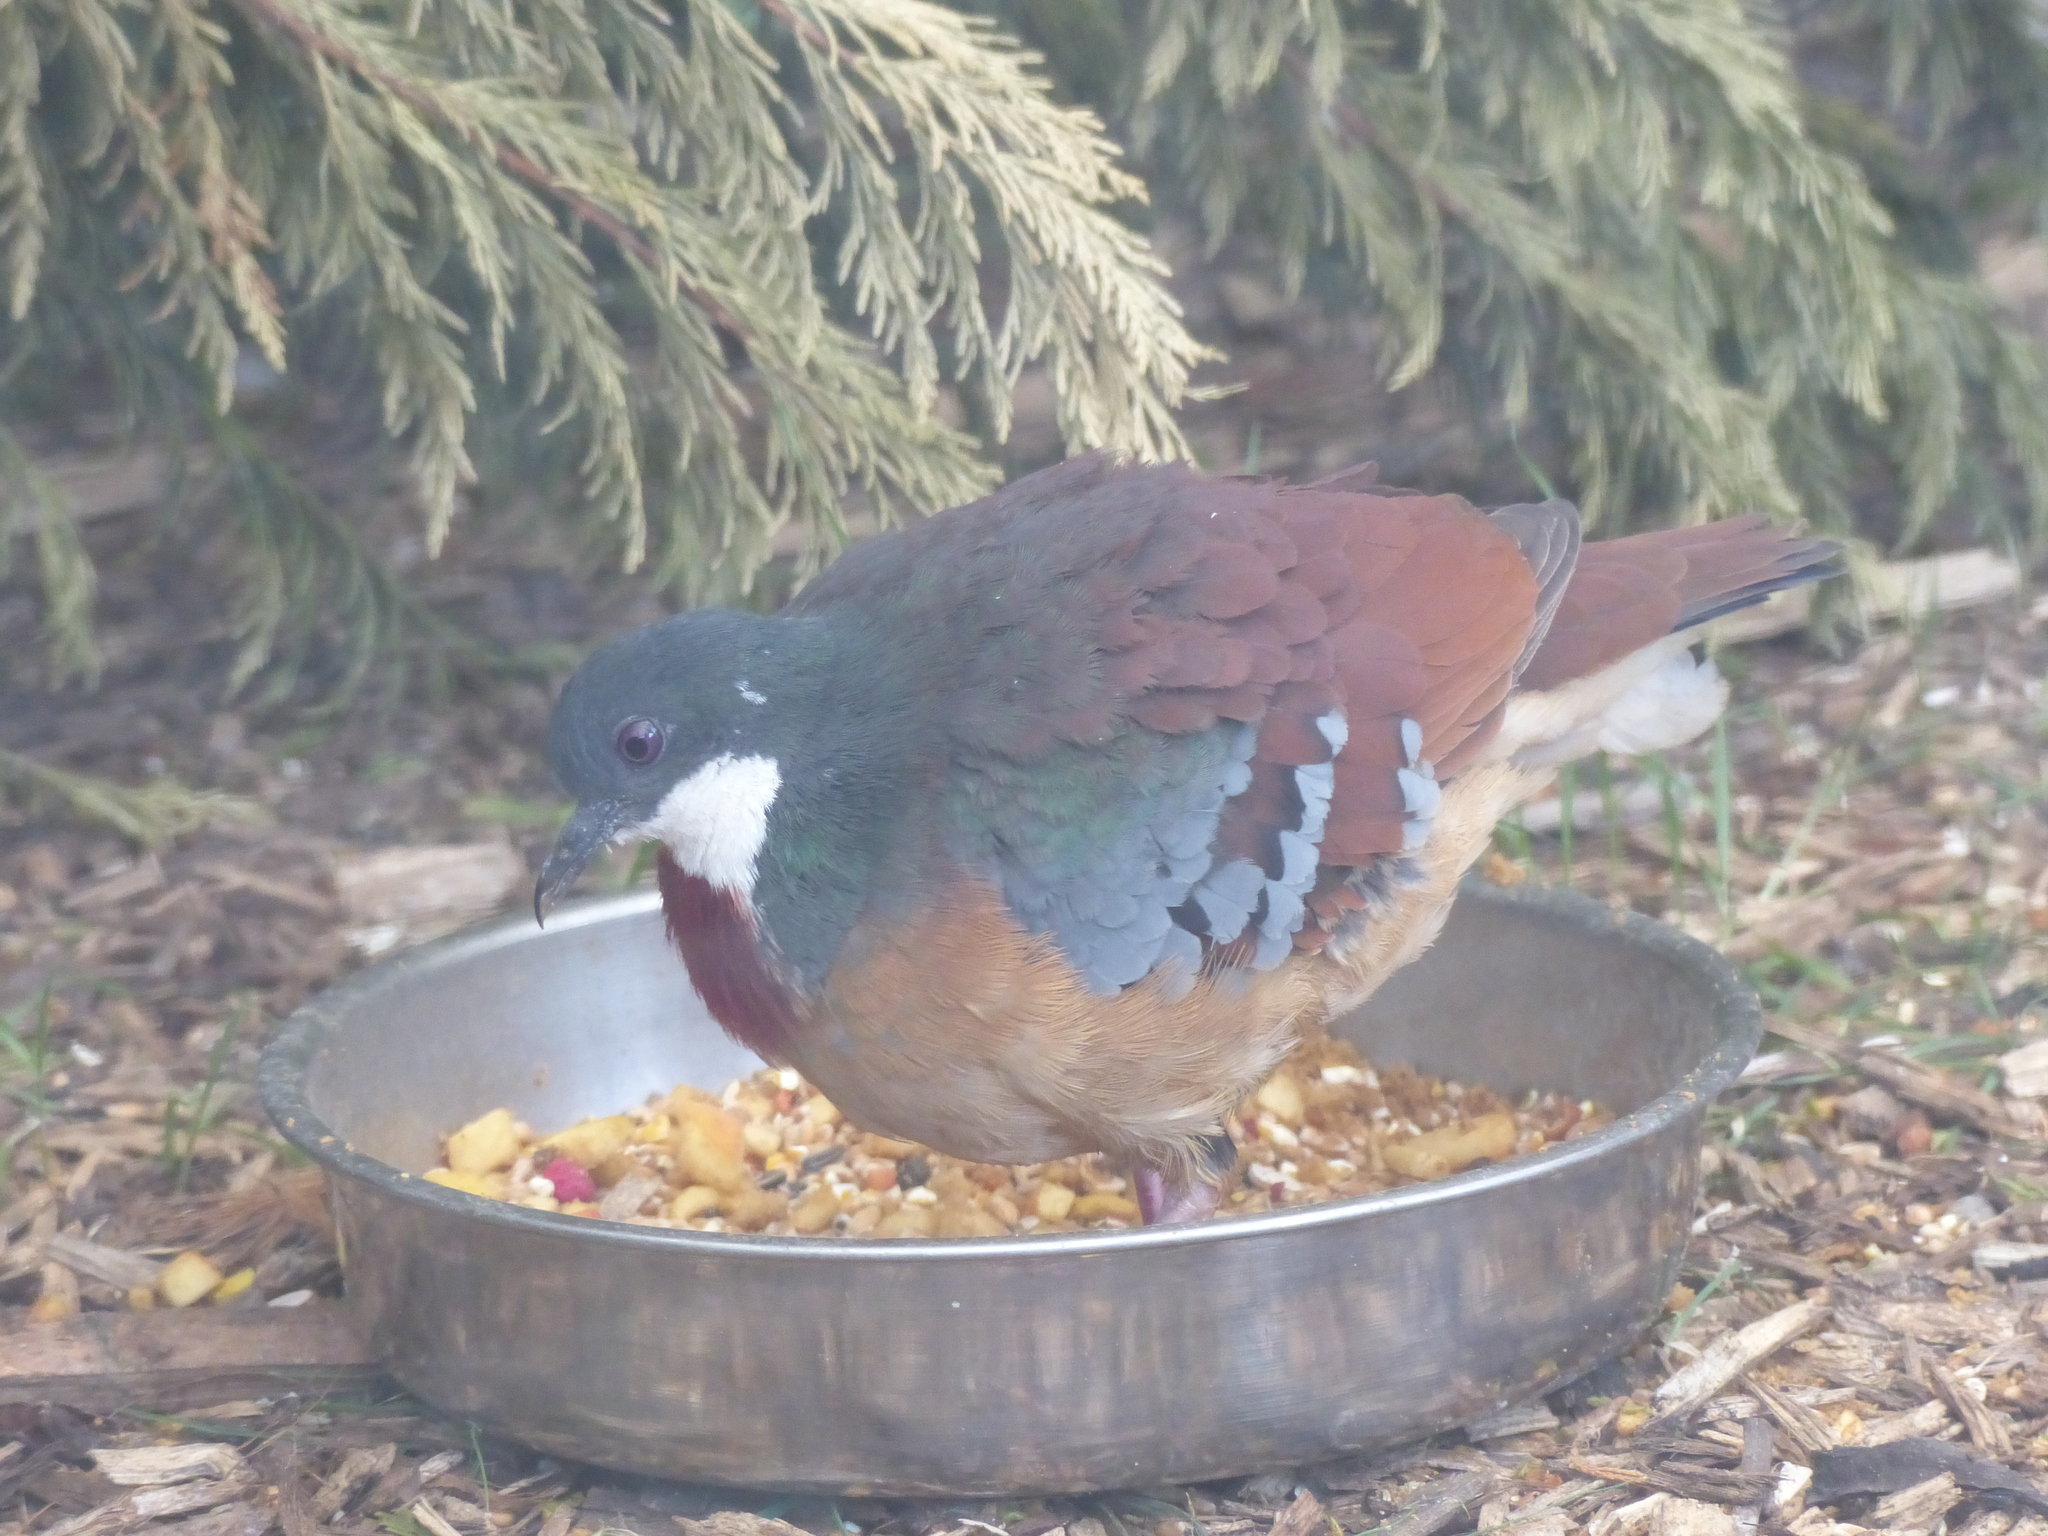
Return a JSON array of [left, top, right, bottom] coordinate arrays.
[[3, 348, 2048, 1535]]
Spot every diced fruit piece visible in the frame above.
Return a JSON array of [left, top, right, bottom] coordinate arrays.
[[539, 1114, 635, 1170], [211, 1267, 257, 1303], [725, 1186, 790, 1231], [158, 1251, 225, 1308], [1034, 1182, 1076, 1221], [789, 1185, 843, 1234], [1071, 1191, 1140, 1222], [857, 1133, 923, 1159], [935, 1201, 1008, 1237], [446, 1108, 522, 1173], [1255, 1070, 1306, 1127], [540, 1156, 597, 1204], [874, 1204, 936, 1238], [424, 1168, 507, 1199], [671, 1101, 748, 1191], [30, 1263, 79, 1323], [668, 1184, 723, 1222], [1383, 1145, 1449, 1179], [1382, 1112, 1517, 1180], [741, 1122, 782, 1158]]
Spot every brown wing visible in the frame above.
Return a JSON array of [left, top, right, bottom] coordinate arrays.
[[1180, 485, 1542, 958], [1269, 487, 1539, 863]]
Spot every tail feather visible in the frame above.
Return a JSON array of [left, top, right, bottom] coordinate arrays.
[[1661, 521, 1843, 631], [1519, 518, 1841, 692]]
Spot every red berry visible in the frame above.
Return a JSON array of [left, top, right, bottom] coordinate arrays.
[[541, 1156, 596, 1204]]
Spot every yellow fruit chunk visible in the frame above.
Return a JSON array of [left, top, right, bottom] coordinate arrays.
[[671, 1100, 748, 1190], [1255, 1070, 1306, 1127], [724, 1186, 789, 1231], [874, 1204, 936, 1238], [1383, 1112, 1517, 1180], [211, 1267, 257, 1303], [857, 1133, 922, 1159], [668, 1184, 723, 1222], [789, 1185, 843, 1234], [424, 1168, 507, 1199], [928, 1165, 973, 1202], [445, 1108, 522, 1174], [157, 1250, 225, 1308], [1071, 1191, 1140, 1222], [30, 1263, 79, 1323], [1033, 1182, 1076, 1221], [539, 1114, 635, 1170], [803, 1095, 841, 1130], [935, 1202, 1007, 1238]]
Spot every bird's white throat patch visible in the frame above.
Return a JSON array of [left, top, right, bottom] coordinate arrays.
[[635, 754, 781, 895]]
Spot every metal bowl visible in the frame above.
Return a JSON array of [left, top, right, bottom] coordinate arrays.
[[259, 881, 1758, 1496]]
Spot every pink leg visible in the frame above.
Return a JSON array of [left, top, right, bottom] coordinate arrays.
[[1134, 1167, 1227, 1226]]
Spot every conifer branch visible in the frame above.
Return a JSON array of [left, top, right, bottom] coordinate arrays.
[[5, 0, 2048, 714], [224, 0, 749, 339]]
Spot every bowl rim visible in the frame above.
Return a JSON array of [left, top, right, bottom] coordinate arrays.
[[258, 880, 1760, 1261]]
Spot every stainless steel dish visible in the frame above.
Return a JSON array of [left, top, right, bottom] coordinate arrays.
[[259, 882, 1759, 1496]]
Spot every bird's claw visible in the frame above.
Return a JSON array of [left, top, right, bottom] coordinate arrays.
[[1135, 1167, 1227, 1226]]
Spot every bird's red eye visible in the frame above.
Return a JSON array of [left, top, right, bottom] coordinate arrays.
[[614, 717, 664, 766]]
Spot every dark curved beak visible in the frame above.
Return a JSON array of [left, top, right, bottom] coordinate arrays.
[[534, 799, 634, 925]]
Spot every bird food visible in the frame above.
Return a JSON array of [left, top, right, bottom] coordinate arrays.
[[425, 1036, 1609, 1236]]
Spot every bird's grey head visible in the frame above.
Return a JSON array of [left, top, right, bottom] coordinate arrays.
[[535, 610, 786, 921]]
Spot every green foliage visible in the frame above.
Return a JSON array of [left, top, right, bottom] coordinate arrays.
[[202, 411, 494, 711], [990, 0, 2048, 550], [0, 985, 62, 1190], [0, 426, 98, 686], [0, 0, 1205, 693], [161, 998, 248, 1193], [0, 748, 268, 846]]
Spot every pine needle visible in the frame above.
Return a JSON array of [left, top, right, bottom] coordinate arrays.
[[2, 0, 1208, 654]]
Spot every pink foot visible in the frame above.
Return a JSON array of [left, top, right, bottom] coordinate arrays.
[[1135, 1167, 1226, 1226]]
